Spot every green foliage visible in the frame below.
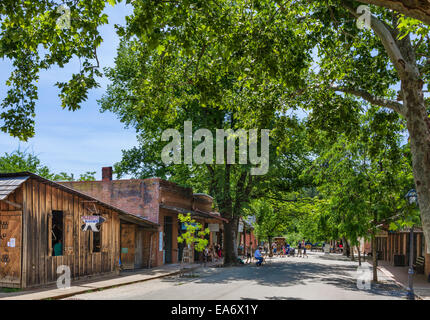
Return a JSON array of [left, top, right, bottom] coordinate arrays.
[[177, 213, 210, 252], [0, 0, 115, 140], [305, 108, 414, 246], [246, 199, 288, 241]]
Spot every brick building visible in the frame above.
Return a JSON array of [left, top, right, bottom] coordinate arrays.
[[60, 167, 225, 267], [238, 217, 257, 255]]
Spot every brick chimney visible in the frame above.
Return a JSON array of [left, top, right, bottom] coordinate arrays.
[[102, 167, 113, 181]]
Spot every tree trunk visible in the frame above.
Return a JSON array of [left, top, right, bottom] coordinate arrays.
[[222, 217, 239, 265], [268, 236, 273, 257], [404, 78, 430, 256], [342, 236, 350, 257], [350, 243, 355, 261], [372, 231, 378, 282], [357, 245, 361, 266]]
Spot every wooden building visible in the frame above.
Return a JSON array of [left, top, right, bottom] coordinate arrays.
[[375, 229, 429, 271], [0, 172, 158, 288]]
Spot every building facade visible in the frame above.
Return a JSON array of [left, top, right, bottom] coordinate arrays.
[[61, 167, 226, 267]]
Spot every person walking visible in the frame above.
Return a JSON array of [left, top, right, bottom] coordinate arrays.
[[303, 240, 308, 258], [203, 246, 209, 266], [297, 240, 303, 257]]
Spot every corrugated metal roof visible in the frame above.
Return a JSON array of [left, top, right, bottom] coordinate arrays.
[[0, 176, 29, 200]]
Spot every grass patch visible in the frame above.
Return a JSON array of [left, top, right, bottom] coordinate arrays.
[[0, 288, 21, 293]]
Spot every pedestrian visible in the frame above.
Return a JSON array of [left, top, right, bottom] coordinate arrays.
[[272, 242, 277, 255], [212, 244, 219, 262], [297, 240, 303, 257], [254, 246, 264, 266], [203, 246, 209, 265], [303, 240, 308, 258]]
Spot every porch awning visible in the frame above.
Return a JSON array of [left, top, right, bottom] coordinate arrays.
[[159, 203, 227, 222]]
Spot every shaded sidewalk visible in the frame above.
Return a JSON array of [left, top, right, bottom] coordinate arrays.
[[0, 261, 220, 300], [377, 260, 430, 300]]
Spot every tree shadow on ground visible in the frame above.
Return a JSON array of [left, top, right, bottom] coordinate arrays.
[[160, 259, 405, 299]]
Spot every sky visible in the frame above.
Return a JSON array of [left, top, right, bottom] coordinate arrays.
[[0, 2, 136, 180]]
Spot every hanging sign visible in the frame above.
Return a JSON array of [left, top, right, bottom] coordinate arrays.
[[238, 222, 244, 233], [81, 215, 106, 232], [208, 223, 219, 232]]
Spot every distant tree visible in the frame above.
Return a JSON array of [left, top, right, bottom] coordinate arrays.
[[0, 149, 96, 181], [308, 109, 414, 281], [247, 199, 289, 256]]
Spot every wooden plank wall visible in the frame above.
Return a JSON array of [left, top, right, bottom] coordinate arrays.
[[0, 186, 23, 288], [20, 178, 121, 288]]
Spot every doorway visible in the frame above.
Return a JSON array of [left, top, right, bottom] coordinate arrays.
[[120, 223, 136, 270], [164, 216, 173, 263]]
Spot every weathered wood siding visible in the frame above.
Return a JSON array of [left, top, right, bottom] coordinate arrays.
[[18, 178, 120, 288]]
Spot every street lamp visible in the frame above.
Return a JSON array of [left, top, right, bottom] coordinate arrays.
[[405, 189, 418, 300]]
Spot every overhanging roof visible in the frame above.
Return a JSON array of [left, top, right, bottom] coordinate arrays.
[[159, 203, 227, 222], [0, 172, 159, 230], [0, 176, 29, 200]]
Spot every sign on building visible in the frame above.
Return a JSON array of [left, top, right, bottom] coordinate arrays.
[[208, 223, 219, 232], [80, 215, 106, 232], [238, 222, 244, 233]]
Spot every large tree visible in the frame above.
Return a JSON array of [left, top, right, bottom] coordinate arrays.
[[100, 39, 310, 264], [113, 0, 430, 254], [3, 0, 430, 256]]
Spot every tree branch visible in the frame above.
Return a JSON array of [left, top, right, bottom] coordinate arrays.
[[355, 0, 430, 26], [330, 85, 407, 116], [341, 1, 414, 79]]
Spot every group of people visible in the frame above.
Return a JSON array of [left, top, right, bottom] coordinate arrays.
[[203, 243, 223, 263], [203, 239, 311, 267], [272, 240, 309, 258]]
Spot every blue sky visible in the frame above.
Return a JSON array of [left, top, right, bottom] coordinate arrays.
[[0, 2, 136, 180]]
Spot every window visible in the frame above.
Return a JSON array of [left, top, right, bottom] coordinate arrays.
[[51, 211, 63, 256], [93, 230, 101, 253]]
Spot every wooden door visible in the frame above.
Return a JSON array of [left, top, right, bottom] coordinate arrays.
[[0, 211, 22, 287], [134, 229, 143, 269], [120, 223, 135, 269], [164, 216, 173, 263]]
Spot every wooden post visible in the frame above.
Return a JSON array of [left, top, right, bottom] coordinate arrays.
[[148, 232, 153, 268], [417, 233, 421, 257]]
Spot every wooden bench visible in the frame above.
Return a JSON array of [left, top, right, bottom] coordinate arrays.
[[413, 256, 425, 274]]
